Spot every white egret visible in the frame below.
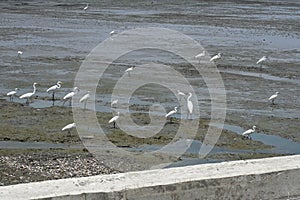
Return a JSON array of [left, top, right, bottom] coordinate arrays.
[[242, 126, 256, 139], [79, 91, 90, 109], [110, 30, 116, 36], [187, 92, 193, 119], [109, 112, 120, 128], [195, 51, 206, 63], [268, 92, 279, 105], [47, 81, 62, 105], [165, 107, 177, 123], [256, 56, 269, 71], [125, 66, 135, 76], [19, 82, 37, 104], [83, 3, 89, 11], [111, 99, 118, 108], [63, 87, 79, 106], [17, 51, 23, 57], [177, 90, 185, 101], [210, 53, 222, 62], [62, 123, 76, 135], [7, 88, 19, 102]]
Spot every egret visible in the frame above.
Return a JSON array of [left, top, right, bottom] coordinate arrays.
[[109, 112, 120, 128], [110, 30, 116, 36], [7, 88, 19, 102], [19, 82, 37, 104], [256, 56, 269, 71], [111, 99, 118, 108], [187, 92, 193, 119], [83, 3, 89, 11], [210, 53, 222, 62], [79, 91, 90, 109], [195, 51, 206, 63], [242, 126, 256, 139], [268, 92, 279, 105], [125, 66, 135, 76], [63, 87, 79, 106], [62, 123, 76, 135], [17, 51, 23, 57], [47, 81, 62, 106], [177, 90, 185, 101], [165, 107, 177, 123]]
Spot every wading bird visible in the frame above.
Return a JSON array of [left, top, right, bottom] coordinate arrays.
[[110, 30, 116, 36], [83, 3, 89, 11], [268, 92, 279, 105], [165, 107, 177, 123], [195, 51, 206, 63], [109, 112, 120, 128], [62, 123, 76, 135], [7, 88, 19, 102], [63, 87, 79, 106], [187, 92, 193, 119], [125, 66, 135, 76], [210, 53, 222, 62], [177, 90, 185, 101], [242, 126, 256, 139], [19, 82, 37, 105], [17, 51, 23, 57], [111, 99, 118, 108], [47, 81, 62, 106], [256, 56, 269, 71], [79, 91, 90, 109]]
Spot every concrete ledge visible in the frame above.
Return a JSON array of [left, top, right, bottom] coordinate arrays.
[[1, 155, 300, 199]]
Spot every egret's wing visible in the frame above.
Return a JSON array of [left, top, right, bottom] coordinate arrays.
[[47, 85, 57, 92], [63, 92, 74, 100]]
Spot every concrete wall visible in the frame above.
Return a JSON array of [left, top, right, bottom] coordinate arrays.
[[1, 155, 300, 200]]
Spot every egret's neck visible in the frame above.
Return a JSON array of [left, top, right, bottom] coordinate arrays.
[[187, 93, 192, 100], [57, 83, 61, 88], [33, 84, 36, 94]]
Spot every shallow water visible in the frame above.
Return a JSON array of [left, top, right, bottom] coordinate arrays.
[[211, 123, 300, 154], [0, 141, 83, 149]]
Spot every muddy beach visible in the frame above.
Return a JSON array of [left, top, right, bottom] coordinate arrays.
[[0, 0, 300, 186]]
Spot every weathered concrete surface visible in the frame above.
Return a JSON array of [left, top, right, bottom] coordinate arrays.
[[1, 155, 300, 200]]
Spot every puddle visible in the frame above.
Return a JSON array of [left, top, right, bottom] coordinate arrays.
[[129, 139, 255, 158], [222, 69, 300, 85], [211, 123, 300, 154], [0, 141, 83, 149]]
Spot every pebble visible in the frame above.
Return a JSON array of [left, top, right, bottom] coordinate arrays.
[[0, 152, 119, 186]]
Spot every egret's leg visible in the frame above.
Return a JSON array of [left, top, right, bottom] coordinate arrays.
[[84, 101, 87, 110], [113, 121, 116, 128], [52, 92, 55, 106], [188, 113, 192, 120], [69, 99, 71, 107]]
